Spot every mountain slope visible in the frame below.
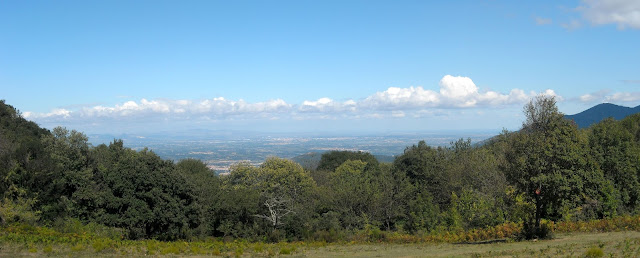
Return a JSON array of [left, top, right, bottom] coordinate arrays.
[[565, 103, 640, 128]]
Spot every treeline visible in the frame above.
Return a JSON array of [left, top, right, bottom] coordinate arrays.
[[1, 96, 640, 241]]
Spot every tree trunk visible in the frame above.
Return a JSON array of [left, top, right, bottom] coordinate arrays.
[[535, 194, 541, 233]]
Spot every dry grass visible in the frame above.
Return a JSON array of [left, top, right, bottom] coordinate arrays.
[[301, 231, 640, 257], [2, 228, 640, 257]]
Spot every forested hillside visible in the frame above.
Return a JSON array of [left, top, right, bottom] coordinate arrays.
[[565, 103, 640, 128], [2, 97, 640, 241]]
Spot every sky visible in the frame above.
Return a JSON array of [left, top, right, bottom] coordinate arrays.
[[1, 0, 639, 134]]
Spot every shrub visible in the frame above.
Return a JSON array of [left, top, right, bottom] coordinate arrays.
[[312, 230, 340, 242], [585, 247, 604, 257], [70, 243, 86, 252], [0, 197, 41, 226], [53, 218, 123, 240], [279, 247, 294, 255], [518, 220, 553, 240]]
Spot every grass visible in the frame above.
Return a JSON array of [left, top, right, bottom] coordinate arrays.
[[2, 216, 640, 257], [302, 231, 640, 257], [1, 231, 639, 257]]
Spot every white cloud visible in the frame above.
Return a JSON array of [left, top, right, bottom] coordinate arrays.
[[362, 75, 549, 109], [535, 17, 553, 25], [578, 90, 640, 103], [24, 75, 558, 124], [72, 98, 292, 119], [606, 92, 640, 102], [579, 89, 611, 103], [299, 97, 357, 113], [391, 111, 406, 118], [360, 86, 440, 110], [439, 75, 478, 101], [579, 0, 640, 29], [23, 108, 71, 119]]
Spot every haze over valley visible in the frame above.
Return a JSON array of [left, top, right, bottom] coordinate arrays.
[[88, 130, 497, 172]]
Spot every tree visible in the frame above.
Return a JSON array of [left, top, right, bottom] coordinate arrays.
[[393, 141, 451, 207], [175, 158, 221, 236], [503, 95, 612, 237], [0, 100, 52, 202], [224, 157, 317, 239], [40, 127, 94, 220], [254, 196, 295, 229], [88, 141, 200, 240], [589, 118, 640, 213], [317, 150, 379, 173], [328, 160, 376, 229]]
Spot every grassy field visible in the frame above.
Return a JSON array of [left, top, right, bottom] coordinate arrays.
[[303, 231, 640, 257], [2, 231, 640, 257]]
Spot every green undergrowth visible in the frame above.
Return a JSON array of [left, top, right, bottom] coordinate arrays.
[[2, 215, 640, 256]]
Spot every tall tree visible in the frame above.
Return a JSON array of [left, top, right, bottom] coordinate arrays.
[[393, 141, 451, 207], [503, 95, 613, 237], [224, 158, 317, 238]]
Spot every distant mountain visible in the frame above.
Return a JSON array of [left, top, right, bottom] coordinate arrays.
[[565, 103, 640, 128]]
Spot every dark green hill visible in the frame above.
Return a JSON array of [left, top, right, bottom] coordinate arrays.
[[0, 100, 52, 197], [565, 103, 640, 128], [291, 151, 395, 171]]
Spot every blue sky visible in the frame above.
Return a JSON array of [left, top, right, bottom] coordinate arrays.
[[1, 0, 639, 134]]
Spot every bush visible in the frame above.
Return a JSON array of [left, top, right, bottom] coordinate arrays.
[[0, 197, 41, 226], [53, 218, 123, 240], [266, 229, 285, 243], [518, 220, 553, 240], [585, 247, 604, 257], [312, 230, 340, 242]]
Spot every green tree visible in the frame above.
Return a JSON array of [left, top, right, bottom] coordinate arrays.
[[0, 100, 52, 203], [503, 95, 613, 237], [393, 141, 452, 207], [328, 160, 375, 229], [589, 118, 640, 213], [175, 158, 221, 236], [316, 150, 379, 173], [40, 127, 94, 220], [88, 141, 200, 240], [224, 158, 317, 239]]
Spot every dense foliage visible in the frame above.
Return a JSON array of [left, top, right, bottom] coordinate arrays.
[[1, 97, 640, 241]]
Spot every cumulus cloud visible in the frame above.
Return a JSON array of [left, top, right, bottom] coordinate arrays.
[[24, 75, 558, 124], [299, 98, 357, 113], [23, 108, 71, 119], [27, 98, 292, 121], [360, 86, 440, 110], [578, 0, 640, 29], [362, 75, 549, 109]]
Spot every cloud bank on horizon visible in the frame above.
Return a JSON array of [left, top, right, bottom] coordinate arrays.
[[24, 74, 640, 132], [24, 75, 562, 123]]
